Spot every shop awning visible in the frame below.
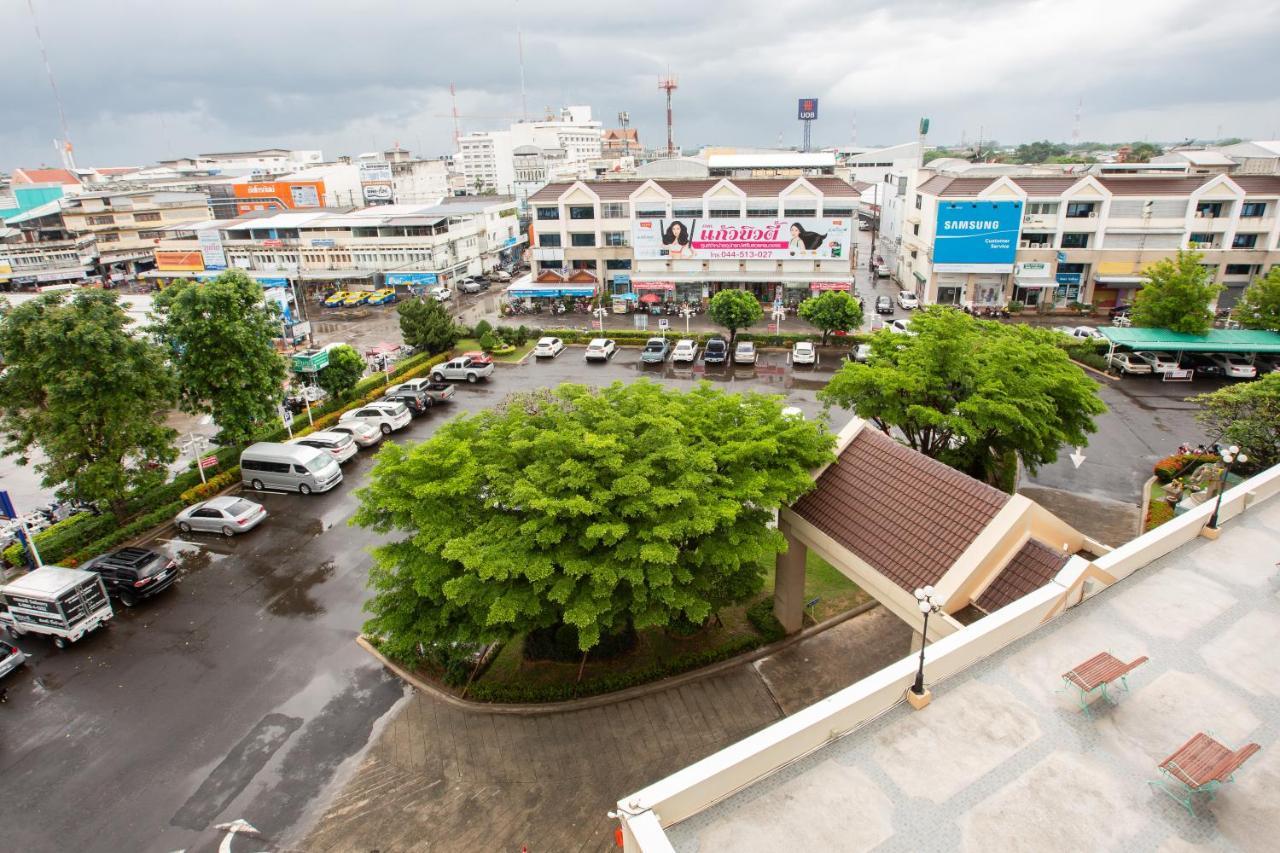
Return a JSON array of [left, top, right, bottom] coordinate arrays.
[[1095, 276, 1146, 285], [1100, 327, 1280, 353], [506, 284, 597, 298], [299, 270, 374, 281], [633, 280, 675, 290], [810, 281, 851, 291], [1014, 276, 1056, 288]]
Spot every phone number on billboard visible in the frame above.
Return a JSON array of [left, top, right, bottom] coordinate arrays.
[[699, 249, 778, 259]]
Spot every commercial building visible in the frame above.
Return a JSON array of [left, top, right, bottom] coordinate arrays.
[[458, 106, 604, 196], [0, 202, 97, 288], [524, 176, 866, 307], [57, 189, 212, 279], [155, 148, 324, 177], [834, 141, 925, 187], [896, 172, 1280, 312]]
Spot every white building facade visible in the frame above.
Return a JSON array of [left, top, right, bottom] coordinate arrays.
[[458, 106, 603, 197]]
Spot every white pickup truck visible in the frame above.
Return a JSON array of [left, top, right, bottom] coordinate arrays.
[[429, 356, 495, 384]]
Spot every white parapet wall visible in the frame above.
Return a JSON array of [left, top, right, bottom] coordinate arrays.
[[617, 462, 1280, 850]]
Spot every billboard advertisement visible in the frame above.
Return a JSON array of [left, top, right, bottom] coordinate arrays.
[[632, 217, 851, 261], [798, 98, 819, 120], [155, 249, 205, 272], [933, 201, 1023, 272], [232, 180, 325, 213], [197, 228, 227, 271], [384, 272, 438, 287], [359, 161, 394, 205]]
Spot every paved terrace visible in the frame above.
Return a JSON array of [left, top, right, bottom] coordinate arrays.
[[665, 497, 1280, 852]]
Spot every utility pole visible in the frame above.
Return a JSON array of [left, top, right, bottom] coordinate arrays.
[[1072, 97, 1082, 148], [617, 111, 631, 158], [449, 82, 462, 147]]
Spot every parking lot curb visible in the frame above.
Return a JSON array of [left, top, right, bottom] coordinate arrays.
[[1073, 360, 1120, 382], [357, 599, 880, 716]]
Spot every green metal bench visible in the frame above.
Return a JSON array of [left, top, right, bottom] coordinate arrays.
[[1148, 732, 1261, 815]]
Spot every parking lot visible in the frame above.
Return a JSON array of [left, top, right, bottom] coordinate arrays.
[[0, 349, 849, 853]]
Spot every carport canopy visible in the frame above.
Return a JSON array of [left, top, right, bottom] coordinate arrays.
[[1099, 327, 1280, 353]]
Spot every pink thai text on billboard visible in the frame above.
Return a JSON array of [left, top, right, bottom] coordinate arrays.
[[632, 218, 851, 261]]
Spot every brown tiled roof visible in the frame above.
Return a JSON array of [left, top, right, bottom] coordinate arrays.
[[1011, 177, 1082, 196], [974, 539, 1070, 613], [1097, 176, 1210, 195], [917, 176, 997, 197], [1231, 175, 1280, 195], [527, 177, 861, 203], [790, 429, 1009, 594]]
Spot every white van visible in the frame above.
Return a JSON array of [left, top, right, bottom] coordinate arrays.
[[0, 566, 113, 649], [240, 441, 343, 495]]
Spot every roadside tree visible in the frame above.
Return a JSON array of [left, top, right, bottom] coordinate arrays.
[[797, 291, 862, 344], [1231, 267, 1280, 330], [398, 296, 460, 354], [1193, 373, 1280, 471], [1130, 250, 1222, 334], [819, 307, 1106, 489], [0, 291, 177, 521], [707, 289, 763, 346], [150, 270, 288, 444], [315, 344, 366, 399], [355, 381, 833, 661]]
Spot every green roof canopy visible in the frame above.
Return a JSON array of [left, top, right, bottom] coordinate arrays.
[[1100, 327, 1280, 353]]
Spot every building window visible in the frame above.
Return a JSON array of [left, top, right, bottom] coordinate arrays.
[[601, 202, 628, 218], [912, 224, 920, 236], [914, 194, 922, 209], [1025, 202, 1059, 216], [824, 207, 854, 216], [785, 208, 815, 218], [1065, 202, 1095, 218], [568, 205, 595, 220], [1061, 233, 1090, 248], [708, 208, 739, 219], [88, 214, 115, 225], [538, 233, 561, 248], [133, 211, 162, 222], [1240, 202, 1266, 218], [746, 206, 777, 217], [99, 232, 120, 242], [636, 207, 665, 218], [605, 259, 631, 270], [1196, 201, 1224, 218], [570, 233, 596, 247], [1188, 232, 1215, 247], [1232, 233, 1259, 249], [535, 206, 559, 220], [603, 231, 628, 247], [1023, 233, 1052, 247], [909, 249, 918, 259], [672, 207, 701, 218], [1225, 264, 1257, 275]]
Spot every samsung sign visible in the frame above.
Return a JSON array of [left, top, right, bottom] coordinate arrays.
[[933, 200, 1023, 273]]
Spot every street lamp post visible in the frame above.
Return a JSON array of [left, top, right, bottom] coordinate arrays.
[[1207, 445, 1247, 530], [911, 586, 940, 697]]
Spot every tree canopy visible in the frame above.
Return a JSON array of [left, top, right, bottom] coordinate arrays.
[[315, 344, 366, 398], [397, 296, 460, 354], [354, 380, 833, 661], [707, 289, 763, 345], [1130, 250, 1222, 334], [797, 291, 862, 344], [1193, 373, 1280, 472], [149, 270, 288, 445], [819, 307, 1106, 487], [1012, 140, 1069, 164], [1230, 266, 1280, 331], [0, 291, 177, 520]]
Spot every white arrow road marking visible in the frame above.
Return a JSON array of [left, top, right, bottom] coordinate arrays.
[[215, 819, 265, 853], [1070, 447, 1087, 469]]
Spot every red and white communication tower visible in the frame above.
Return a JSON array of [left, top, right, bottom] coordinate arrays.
[[658, 73, 679, 158]]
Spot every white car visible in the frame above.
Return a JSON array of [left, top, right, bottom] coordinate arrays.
[[851, 343, 872, 363], [1205, 353, 1257, 378], [874, 263, 891, 278], [886, 318, 914, 335], [1133, 351, 1179, 374], [733, 341, 758, 364], [290, 430, 359, 464], [584, 338, 617, 361], [896, 291, 920, 310], [1109, 352, 1152, 375], [792, 341, 818, 365], [1068, 326, 1107, 340], [339, 401, 412, 435], [671, 339, 698, 363], [327, 421, 383, 448], [533, 336, 566, 358], [428, 285, 452, 302]]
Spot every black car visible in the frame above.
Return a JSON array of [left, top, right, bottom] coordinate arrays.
[[703, 337, 728, 364], [81, 547, 178, 607], [1180, 354, 1224, 376], [875, 295, 893, 315], [382, 389, 431, 415], [1108, 304, 1132, 319]]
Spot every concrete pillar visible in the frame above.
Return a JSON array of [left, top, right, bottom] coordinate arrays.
[[773, 520, 808, 635]]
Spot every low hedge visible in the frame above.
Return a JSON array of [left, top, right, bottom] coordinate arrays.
[[179, 468, 242, 503], [64, 501, 185, 566], [1145, 499, 1174, 532], [3, 511, 117, 568], [1153, 452, 1217, 484], [746, 597, 786, 643]]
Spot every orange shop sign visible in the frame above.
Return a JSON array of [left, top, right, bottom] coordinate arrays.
[[154, 249, 205, 272], [232, 180, 325, 212]]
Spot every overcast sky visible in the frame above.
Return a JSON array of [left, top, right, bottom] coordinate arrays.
[[4, 0, 1280, 170]]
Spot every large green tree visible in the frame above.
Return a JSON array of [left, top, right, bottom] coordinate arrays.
[[149, 270, 288, 444], [354, 381, 833, 661], [315, 344, 366, 399], [819, 307, 1106, 488], [1130, 250, 1222, 334], [397, 296, 459, 354], [797, 291, 862, 344], [1193, 373, 1280, 472], [1231, 267, 1280, 330], [0, 291, 177, 520], [1013, 140, 1068, 164], [707, 289, 763, 345]]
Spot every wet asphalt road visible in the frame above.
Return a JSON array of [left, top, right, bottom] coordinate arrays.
[[0, 348, 848, 853]]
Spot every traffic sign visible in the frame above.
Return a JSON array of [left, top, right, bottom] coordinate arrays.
[[199, 455, 218, 469], [767, 323, 778, 332], [658, 319, 669, 331]]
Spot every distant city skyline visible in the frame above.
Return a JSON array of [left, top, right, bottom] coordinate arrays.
[[3, 0, 1278, 170]]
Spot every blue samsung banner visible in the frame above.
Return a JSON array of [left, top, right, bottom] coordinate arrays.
[[385, 272, 438, 287], [933, 200, 1023, 272]]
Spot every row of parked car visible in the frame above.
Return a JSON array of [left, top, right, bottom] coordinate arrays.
[[533, 335, 822, 367], [1109, 350, 1277, 379]]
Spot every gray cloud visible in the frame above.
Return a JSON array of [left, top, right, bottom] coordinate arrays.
[[4, 0, 1279, 170]]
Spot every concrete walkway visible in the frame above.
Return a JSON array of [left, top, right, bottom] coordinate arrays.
[[300, 606, 910, 852]]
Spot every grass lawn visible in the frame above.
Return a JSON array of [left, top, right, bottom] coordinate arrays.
[[763, 551, 870, 622], [454, 337, 533, 363]]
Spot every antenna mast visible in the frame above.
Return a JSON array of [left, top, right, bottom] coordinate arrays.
[[28, 0, 75, 170], [658, 72, 679, 158], [1072, 97, 1082, 147], [449, 82, 462, 147]]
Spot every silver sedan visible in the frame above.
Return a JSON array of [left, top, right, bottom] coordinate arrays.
[[175, 496, 268, 537]]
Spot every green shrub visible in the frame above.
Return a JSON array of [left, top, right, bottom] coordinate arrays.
[[3, 511, 117, 567], [65, 501, 185, 566], [1008, 300, 1025, 313], [1153, 452, 1217, 484], [473, 319, 492, 338], [479, 330, 499, 353], [1145, 500, 1174, 531], [522, 622, 637, 662], [179, 468, 242, 503], [746, 597, 786, 642]]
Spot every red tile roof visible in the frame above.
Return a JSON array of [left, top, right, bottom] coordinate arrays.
[[528, 177, 862, 203], [790, 428, 1009, 594], [1230, 175, 1280, 195], [1096, 176, 1211, 195], [12, 167, 81, 186], [918, 172, 1280, 199], [974, 539, 1070, 613]]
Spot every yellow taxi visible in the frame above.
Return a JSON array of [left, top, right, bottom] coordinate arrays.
[[366, 288, 397, 305], [341, 291, 371, 306], [323, 290, 352, 307]]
